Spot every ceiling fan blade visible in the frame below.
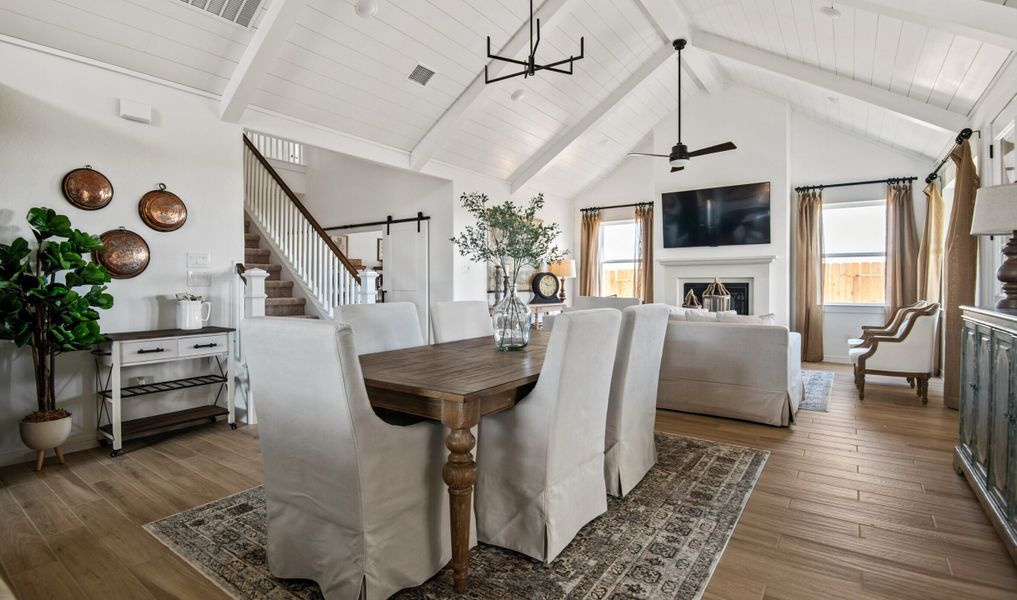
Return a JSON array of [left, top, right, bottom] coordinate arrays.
[[688, 142, 737, 157], [670, 166, 685, 173], [627, 152, 669, 158]]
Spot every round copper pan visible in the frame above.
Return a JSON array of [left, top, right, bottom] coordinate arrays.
[[94, 228, 150, 279], [139, 183, 187, 232], [62, 165, 113, 210]]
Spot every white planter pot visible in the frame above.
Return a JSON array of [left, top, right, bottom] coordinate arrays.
[[19, 415, 72, 451]]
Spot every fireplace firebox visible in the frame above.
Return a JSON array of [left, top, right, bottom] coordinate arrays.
[[683, 282, 751, 315]]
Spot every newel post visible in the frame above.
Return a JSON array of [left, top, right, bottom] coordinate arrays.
[[358, 271, 379, 304], [244, 268, 269, 317]]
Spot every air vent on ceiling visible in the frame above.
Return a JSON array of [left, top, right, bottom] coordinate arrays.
[[179, 0, 263, 27], [408, 65, 435, 86]]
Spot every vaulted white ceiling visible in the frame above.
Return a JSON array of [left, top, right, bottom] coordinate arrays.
[[1, 0, 1014, 199]]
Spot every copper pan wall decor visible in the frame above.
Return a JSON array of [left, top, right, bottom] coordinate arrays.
[[61, 165, 113, 210], [139, 183, 187, 232], [94, 227, 150, 279]]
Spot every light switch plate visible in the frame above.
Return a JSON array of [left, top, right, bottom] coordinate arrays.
[[187, 252, 211, 268], [187, 269, 212, 287]]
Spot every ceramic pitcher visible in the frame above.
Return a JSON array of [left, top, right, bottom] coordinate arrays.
[[177, 299, 211, 330]]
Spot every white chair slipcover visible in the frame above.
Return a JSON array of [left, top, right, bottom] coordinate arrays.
[[242, 317, 449, 600], [335, 302, 424, 355], [475, 308, 622, 563], [431, 300, 493, 343], [604, 304, 671, 497]]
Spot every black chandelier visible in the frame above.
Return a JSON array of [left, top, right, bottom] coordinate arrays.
[[484, 0, 585, 84]]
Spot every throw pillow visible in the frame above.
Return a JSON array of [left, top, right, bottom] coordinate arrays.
[[685, 311, 720, 322], [717, 312, 777, 325]]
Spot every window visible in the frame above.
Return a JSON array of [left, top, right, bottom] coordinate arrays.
[[822, 201, 886, 305], [599, 221, 640, 297]]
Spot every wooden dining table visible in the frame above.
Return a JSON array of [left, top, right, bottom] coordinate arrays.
[[359, 330, 551, 594]]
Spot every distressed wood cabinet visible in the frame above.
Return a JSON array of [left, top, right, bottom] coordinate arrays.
[[956, 306, 1017, 564]]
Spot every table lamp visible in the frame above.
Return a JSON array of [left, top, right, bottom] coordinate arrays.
[[971, 183, 1017, 309], [547, 259, 576, 303]]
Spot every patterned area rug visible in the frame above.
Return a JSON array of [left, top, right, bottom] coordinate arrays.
[[800, 370, 836, 412], [145, 433, 767, 600]]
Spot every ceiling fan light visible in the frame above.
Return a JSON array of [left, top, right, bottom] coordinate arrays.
[[670, 157, 690, 168]]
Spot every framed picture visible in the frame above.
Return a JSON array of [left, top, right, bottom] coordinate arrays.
[[330, 234, 349, 256], [377, 238, 383, 263]]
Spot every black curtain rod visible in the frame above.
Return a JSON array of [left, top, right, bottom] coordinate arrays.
[[580, 201, 653, 212], [324, 212, 430, 234], [926, 128, 977, 184], [795, 176, 917, 193]]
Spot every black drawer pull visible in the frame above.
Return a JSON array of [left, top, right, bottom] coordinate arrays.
[[193, 343, 218, 349], [137, 348, 165, 354]]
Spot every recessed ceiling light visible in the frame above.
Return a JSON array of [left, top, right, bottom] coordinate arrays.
[[820, 3, 842, 17], [355, 0, 378, 18], [510, 89, 526, 101]]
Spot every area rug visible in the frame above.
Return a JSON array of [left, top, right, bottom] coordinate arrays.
[[800, 370, 836, 412], [144, 433, 767, 600]]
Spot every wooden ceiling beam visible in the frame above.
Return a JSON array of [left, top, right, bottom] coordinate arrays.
[[696, 33, 969, 133], [509, 43, 674, 193], [220, 0, 306, 123], [833, 0, 1017, 51]]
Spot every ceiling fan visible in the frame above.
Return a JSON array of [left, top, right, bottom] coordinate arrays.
[[628, 39, 737, 173]]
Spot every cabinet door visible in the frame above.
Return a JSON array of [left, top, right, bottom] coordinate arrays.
[[990, 330, 1014, 506], [960, 322, 980, 457], [975, 326, 994, 474]]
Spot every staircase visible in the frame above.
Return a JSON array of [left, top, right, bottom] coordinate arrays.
[[241, 133, 371, 319], [244, 218, 314, 318]]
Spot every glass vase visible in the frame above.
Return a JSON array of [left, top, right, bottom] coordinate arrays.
[[492, 284, 531, 350]]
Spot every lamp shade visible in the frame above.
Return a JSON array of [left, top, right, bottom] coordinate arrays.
[[548, 259, 576, 279], [971, 183, 1017, 235]]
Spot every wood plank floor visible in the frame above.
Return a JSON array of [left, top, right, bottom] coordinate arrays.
[[0, 362, 1014, 599]]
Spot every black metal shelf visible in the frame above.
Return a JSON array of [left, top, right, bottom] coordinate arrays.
[[98, 374, 227, 399]]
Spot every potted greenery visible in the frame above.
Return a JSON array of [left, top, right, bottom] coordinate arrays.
[[0, 208, 112, 470], [452, 192, 566, 350]]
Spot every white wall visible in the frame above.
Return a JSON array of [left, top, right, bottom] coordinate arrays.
[[346, 230, 383, 269], [790, 115, 931, 362], [653, 89, 792, 324], [0, 42, 244, 465]]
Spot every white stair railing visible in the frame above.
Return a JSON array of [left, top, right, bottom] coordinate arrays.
[[243, 135, 364, 318]]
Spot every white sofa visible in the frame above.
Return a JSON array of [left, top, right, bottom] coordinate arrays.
[[657, 319, 803, 426]]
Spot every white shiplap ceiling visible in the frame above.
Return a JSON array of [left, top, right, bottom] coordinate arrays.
[[0, 0, 1014, 198]]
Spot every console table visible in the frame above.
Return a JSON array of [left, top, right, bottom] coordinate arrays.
[[93, 327, 235, 457], [956, 306, 1017, 564]]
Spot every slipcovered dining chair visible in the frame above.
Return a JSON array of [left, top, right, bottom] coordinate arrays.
[[475, 308, 622, 563], [335, 302, 423, 355], [849, 303, 941, 403], [604, 304, 671, 497], [431, 300, 493, 343], [241, 317, 450, 600]]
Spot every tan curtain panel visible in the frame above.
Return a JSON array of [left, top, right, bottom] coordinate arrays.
[[917, 181, 945, 304], [918, 181, 945, 375], [634, 204, 654, 303], [794, 190, 824, 362], [884, 181, 919, 319], [943, 140, 979, 410], [579, 209, 601, 296]]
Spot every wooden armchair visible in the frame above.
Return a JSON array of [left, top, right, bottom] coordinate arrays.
[[848, 303, 940, 403], [848, 300, 929, 348]]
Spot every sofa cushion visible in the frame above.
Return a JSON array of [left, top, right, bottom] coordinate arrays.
[[717, 312, 776, 325]]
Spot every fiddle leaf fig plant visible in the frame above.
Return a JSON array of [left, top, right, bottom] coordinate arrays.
[[0, 207, 113, 421], [451, 192, 568, 285]]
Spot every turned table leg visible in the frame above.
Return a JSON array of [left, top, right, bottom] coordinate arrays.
[[441, 400, 479, 594]]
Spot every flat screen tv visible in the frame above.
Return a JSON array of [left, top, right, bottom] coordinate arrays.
[[661, 181, 771, 248]]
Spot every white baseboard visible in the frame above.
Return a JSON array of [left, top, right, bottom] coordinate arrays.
[[823, 355, 851, 364]]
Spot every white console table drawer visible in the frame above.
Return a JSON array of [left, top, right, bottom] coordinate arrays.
[[121, 339, 178, 364], [178, 334, 228, 358]]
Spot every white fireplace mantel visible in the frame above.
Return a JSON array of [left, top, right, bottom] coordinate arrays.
[[656, 255, 777, 268]]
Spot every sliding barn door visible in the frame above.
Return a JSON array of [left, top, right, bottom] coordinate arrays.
[[382, 221, 430, 341]]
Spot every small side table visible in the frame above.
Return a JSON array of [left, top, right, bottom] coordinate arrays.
[[93, 326, 235, 457], [527, 302, 565, 328]]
